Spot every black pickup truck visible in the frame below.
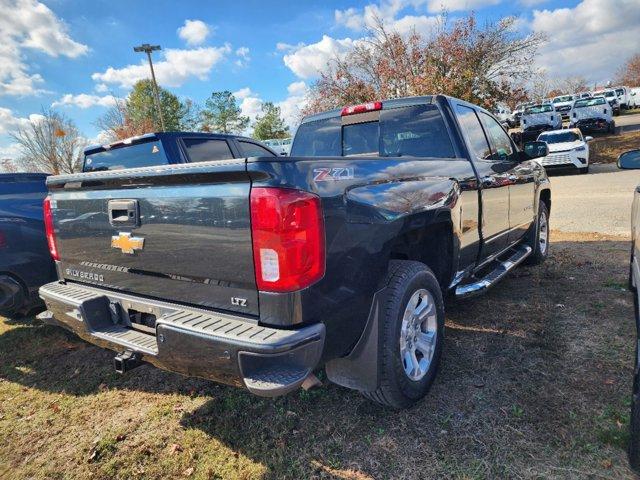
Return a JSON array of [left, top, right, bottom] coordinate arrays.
[[38, 95, 551, 409]]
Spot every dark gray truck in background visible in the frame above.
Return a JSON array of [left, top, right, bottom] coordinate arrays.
[[39, 95, 551, 409]]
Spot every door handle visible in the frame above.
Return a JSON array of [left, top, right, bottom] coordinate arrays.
[[480, 176, 493, 187], [108, 199, 139, 227]]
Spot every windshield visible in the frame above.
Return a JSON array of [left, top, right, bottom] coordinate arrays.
[[291, 104, 455, 158], [574, 97, 606, 108], [604, 91, 615, 97], [553, 96, 573, 103], [83, 140, 167, 172], [538, 131, 580, 144], [524, 104, 553, 114]]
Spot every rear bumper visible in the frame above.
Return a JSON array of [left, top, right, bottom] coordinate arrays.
[[38, 281, 325, 397], [572, 118, 612, 132]]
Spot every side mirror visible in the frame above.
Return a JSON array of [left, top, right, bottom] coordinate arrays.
[[585, 136, 593, 142], [617, 149, 640, 169], [523, 141, 549, 159]]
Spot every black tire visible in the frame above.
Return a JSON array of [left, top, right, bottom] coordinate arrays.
[[609, 122, 616, 134], [580, 166, 589, 174], [524, 201, 549, 266], [363, 260, 445, 409]]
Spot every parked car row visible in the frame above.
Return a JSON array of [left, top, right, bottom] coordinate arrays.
[[506, 85, 640, 131]]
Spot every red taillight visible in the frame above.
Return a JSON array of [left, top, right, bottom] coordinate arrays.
[[43, 197, 59, 261], [250, 187, 325, 292], [341, 101, 382, 116]]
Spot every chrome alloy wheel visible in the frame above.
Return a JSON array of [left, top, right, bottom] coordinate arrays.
[[399, 289, 438, 381], [539, 209, 549, 255]]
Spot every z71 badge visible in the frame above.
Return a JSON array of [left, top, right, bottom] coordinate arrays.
[[313, 167, 355, 182]]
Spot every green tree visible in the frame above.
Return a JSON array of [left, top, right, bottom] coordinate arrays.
[[96, 79, 198, 140], [252, 102, 290, 140], [200, 91, 249, 134]]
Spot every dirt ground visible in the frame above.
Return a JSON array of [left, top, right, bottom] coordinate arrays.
[[585, 130, 640, 164], [0, 231, 636, 479]]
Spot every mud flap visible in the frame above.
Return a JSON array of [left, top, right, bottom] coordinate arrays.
[[325, 287, 388, 392]]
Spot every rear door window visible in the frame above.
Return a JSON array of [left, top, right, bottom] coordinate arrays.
[[455, 105, 492, 159], [183, 138, 234, 163], [479, 113, 516, 161], [84, 140, 167, 172], [379, 104, 455, 158], [238, 141, 276, 157]]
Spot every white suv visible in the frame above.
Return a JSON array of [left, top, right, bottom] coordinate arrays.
[[537, 128, 592, 174]]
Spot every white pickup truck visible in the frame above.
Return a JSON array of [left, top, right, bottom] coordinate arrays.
[[551, 94, 575, 121], [568, 96, 615, 134], [521, 104, 563, 141]]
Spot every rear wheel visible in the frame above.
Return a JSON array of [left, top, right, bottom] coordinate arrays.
[[363, 261, 444, 409], [524, 201, 549, 266]]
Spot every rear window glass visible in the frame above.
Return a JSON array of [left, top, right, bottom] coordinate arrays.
[[574, 97, 606, 108], [84, 140, 167, 172], [183, 138, 233, 163], [291, 104, 455, 158], [524, 105, 553, 114]]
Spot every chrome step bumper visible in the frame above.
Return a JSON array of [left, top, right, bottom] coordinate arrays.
[[38, 281, 325, 397]]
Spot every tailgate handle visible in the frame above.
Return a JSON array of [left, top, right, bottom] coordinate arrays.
[[108, 200, 139, 227]]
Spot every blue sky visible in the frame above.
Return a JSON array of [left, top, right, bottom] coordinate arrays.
[[1, 0, 639, 161]]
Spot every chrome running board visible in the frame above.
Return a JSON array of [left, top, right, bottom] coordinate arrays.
[[455, 244, 532, 298]]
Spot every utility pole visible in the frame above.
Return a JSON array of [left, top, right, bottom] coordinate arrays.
[[133, 43, 165, 131]]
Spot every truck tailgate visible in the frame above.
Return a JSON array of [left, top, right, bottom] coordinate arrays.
[[47, 160, 258, 316]]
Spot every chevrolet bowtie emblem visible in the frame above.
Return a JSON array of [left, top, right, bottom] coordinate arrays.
[[111, 232, 144, 254]]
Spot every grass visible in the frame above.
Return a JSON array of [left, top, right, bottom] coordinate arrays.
[[590, 130, 640, 164], [0, 232, 637, 479]]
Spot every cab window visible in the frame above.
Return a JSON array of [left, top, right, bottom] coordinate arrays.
[[478, 112, 516, 161], [455, 104, 491, 160]]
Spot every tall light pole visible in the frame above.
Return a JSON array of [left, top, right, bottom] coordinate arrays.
[[133, 43, 165, 131]]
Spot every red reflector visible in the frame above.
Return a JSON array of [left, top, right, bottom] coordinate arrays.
[[43, 197, 59, 261], [341, 101, 382, 116], [250, 187, 325, 292]]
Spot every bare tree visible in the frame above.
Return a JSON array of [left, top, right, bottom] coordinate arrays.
[[616, 53, 640, 87], [10, 109, 86, 174]]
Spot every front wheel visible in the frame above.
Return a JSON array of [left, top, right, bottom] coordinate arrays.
[[524, 201, 550, 266], [363, 261, 445, 409]]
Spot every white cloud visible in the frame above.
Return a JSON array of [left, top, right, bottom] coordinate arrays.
[[334, 0, 439, 34], [177, 19, 211, 46], [0, 143, 21, 160], [92, 45, 231, 88], [425, 0, 501, 13], [0, 107, 41, 134], [233, 87, 253, 100], [519, 0, 547, 6], [283, 35, 356, 79], [531, 0, 640, 83], [277, 81, 308, 129], [235, 46, 250, 67], [0, 0, 88, 96], [52, 93, 118, 109], [94, 83, 109, 93], [233, 88, 264, 123]]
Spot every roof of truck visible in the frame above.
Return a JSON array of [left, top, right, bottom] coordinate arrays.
[[84, 131, 265, 156], [300, 95, 437, 123]]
